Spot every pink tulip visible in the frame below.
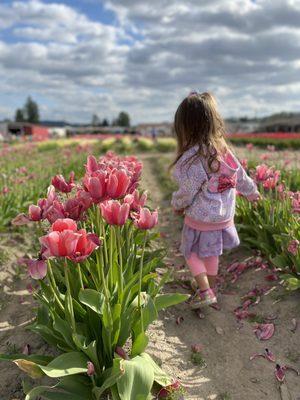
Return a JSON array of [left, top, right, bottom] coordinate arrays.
[[262, 171, 280, 190], [84, 170, 107, 202], [29, 205, 42, 221], [87, 361, 95, 376], [27, 259, 47, 280], [100, 200, 130, 226], [255, 164, 272, 182], [157, 380, 181, 398], [51, 218, 78, 232], [86, 155, 99, 174], [246, 143, 254, 151], [76, 189, 93, 210], [106, 168, 130, 199], [287, 239, 299, 256], [51, 172, 75, 193], [133, 208, 158, 230], [125, 189, 147, 211], [44, 200, 66, 224], [68, 229, 99, 262], [64, 198, 85, 221], [40, 230, 81, 258]]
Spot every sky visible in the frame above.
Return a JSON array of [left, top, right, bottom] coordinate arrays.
[[0, 0, 300, 124]]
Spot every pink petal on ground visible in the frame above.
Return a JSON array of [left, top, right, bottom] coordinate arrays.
[[209, 303, 221, 311], [250, 353, 265, 361], [264, 273, 279, 281], [22, 344, 31, 355], [265, 348, 276, 362], [275, 364, 286, 382], [254, 323, 275, 340], [290, 318, 297, 333], [176, 316, 184, 325], [283, 365, 300, 376]]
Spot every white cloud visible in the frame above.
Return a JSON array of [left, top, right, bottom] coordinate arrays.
[[0, 0, 299, 123]]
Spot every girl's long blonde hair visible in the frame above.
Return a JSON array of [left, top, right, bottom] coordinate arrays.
[[172, 92, 228, 172]]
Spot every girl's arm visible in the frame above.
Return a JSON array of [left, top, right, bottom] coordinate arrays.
[[235, 159, 260, 201], [171, 155, 207, 210]]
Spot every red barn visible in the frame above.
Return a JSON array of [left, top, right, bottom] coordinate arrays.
[[3, 122, 49, 141]]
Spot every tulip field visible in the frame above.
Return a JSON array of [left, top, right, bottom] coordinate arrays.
[[0, 138, 299, 400]]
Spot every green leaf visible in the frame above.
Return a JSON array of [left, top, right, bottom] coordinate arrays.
[[131, 332, 149, 357], [52, 312, 75, 350], [271, 254, 289, 269], [117, 356, 154, 400], [40, 352, 88, 378], [79, 289, 105, 315], [0, 354, 53, 365], [140, 353, 172, 387], [286, 277, 300, 291], [154, 293, 189, 311], [93, 358, 124, 400]]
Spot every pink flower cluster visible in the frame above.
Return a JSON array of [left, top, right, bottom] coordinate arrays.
[[15, 152, 158, 279], [253, 164, 280, 190]]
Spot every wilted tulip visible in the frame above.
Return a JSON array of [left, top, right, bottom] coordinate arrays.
[[51, 172, 75, 193], [45, 200, 66, 224], [133, 208, 158, 230], [100, 200, 130, 226]]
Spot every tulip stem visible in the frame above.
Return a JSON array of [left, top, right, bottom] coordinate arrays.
[[109, 226, 115, 289], [64, 261, 76, 332], [77, 263, 84, 290], [138, 230, 147, 332], [100, 219, 108, 265], [116, 227, 124, 300], [47, 261, 64, 312]]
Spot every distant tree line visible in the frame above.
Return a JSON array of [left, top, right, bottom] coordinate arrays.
[[91, 111, 131, 128], [15, 97, 40, 123]]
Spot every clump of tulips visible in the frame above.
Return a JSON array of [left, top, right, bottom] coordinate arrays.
[[2, 151, 188, 400], [236, 161, 300, 291]]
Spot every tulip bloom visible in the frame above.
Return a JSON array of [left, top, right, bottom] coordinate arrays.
[[29, 205, 42, 221], [68, 229, 100, 262], [106, 168, 130, 199], [255, 164, 272, 182], [133, 208, 158, 230], [51, 218, 78, 232], [125, 189, 147, 211], [86, 155, 99, 174], [40, 226, 81, 258], [100, 200, 130, 226], [51, 172, 75, 193], [27, 259, 47, 280], [287, 239, 299, 256], [83, 170, 107, 202], [44, 200, 66, 224]]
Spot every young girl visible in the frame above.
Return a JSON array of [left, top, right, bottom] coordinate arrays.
[[171, 92, 260, 308]]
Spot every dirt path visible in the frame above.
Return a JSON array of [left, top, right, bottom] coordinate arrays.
[[141, 155, 300, 400]]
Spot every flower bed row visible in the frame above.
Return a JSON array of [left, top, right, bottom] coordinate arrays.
[[1, 152, 187, 399], [228, 134, 300, 149]]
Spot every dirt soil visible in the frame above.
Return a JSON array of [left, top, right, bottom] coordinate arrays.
[[0, 153, 299, 400]]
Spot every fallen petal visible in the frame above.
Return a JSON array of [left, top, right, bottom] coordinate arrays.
[[176, 316, 184, 325], [250, 353, 265, 361], [290, 318, 297, 333], [275, 364, 286, 382], [254, 323, 275, 340], [283, 364, 300, 376], [265, 348, 276, 362], [215, 326, 224, 335], [22, 344, 31, 355]]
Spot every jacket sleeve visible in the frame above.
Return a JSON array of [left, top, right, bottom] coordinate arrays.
[[235, 158, 260, 200], [171, 154, 207, 210]]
